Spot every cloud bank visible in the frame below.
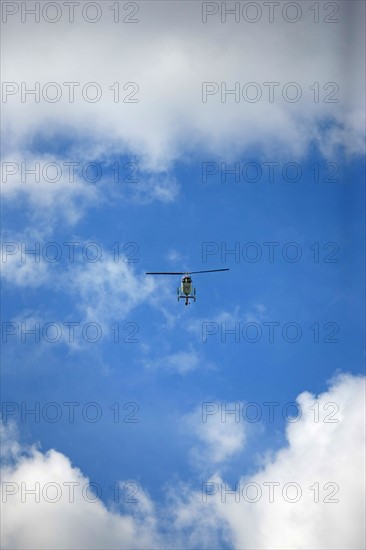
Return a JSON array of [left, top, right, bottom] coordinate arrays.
[[1, 372, 365, 549], [2, 1, 365, 172]]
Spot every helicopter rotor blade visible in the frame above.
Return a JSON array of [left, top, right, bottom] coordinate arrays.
[[188, 269, 230, 274], [145, 269, 230, 275]]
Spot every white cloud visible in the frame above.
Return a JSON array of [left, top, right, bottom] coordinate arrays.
[[125, 173, 179, 204], [181, 373, 366, 550], [1, 373, 365, 549], [141, 345, 213, 375], [2, 1, 364, 246], [1, 153, 100, 227], [1, 151, 178, 232], [1, 243, 51, 289], [2, 1, 364, 175], [63, 257, 154, 325], [1, 247, 158, 350], [185, 304, 268, 338], [0, 423, 162, 550], [165, 249, 187, 264], [184, 402, 247, 466]]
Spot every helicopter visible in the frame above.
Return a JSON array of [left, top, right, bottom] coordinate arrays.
[[145, 269, 229, 305]]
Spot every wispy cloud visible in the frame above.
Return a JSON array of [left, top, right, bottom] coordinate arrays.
[[184, 402, 247, 468], [141, 345, 214, 375]]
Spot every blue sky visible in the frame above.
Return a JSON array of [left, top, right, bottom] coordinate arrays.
[[1, 2, 365, 549]]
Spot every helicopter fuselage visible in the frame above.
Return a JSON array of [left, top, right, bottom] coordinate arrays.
[[181, 275, 193, 295], [178, 276, 196, 305]]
